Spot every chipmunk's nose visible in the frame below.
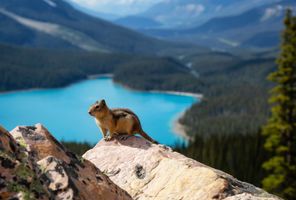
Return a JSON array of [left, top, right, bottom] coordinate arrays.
[[88, 111, 91, 115]]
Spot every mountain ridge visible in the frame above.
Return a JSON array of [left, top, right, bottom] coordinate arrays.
[[0, 0, 178, 54], [139, 0, 295, 50], [130, 0, 278, 28]]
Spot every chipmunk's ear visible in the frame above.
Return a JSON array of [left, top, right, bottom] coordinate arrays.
[[101, 99, 106, 105], [95, 100, 99, 104]]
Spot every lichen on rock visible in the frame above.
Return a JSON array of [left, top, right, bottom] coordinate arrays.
[[1, 124, 132, 200]]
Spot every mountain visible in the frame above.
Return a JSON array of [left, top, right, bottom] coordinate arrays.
[[0, 0, 174, 54], [69, 0, 276, 30], [139, 0, 278, 28], [141, 0, 295, 50], [184, 0, 295, 48], [114, 15, 162, 29]]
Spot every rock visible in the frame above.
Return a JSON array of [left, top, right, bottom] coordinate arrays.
[[11, 124, 71, 162], [1, 124, 281, 200], [83, 135, 280, 200], [1, 125, 132, 200], [0, 125, 50, 199], [0, 126, 18, 154], [37, 156, 70, 192]]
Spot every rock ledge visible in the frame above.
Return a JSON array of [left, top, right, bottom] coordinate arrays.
[[83, 135, 280, 200]]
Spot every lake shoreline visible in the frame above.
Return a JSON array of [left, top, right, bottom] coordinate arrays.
[[112, 79, 203, 99], [149, 90, 202, 99], [87, 73, 114, 79], [0, 73, 202, 99], [0, 74, 114, 95], [112, 79, 201, 141], [0, 74, 200, 142], [172, 112, 193, 142]]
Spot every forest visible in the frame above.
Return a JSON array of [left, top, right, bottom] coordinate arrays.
[[0, 44, 192, 92]]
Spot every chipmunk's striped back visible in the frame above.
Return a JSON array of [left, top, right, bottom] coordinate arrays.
[[88, 100, 158, 144]]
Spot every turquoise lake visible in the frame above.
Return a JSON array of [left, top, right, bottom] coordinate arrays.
[[0, 78, 197, 145]]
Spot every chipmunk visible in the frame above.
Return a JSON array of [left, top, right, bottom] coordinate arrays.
[[88, 99, 158, 144]]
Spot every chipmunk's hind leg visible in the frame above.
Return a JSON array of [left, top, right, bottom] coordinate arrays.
[[121, 124, 135, 140]]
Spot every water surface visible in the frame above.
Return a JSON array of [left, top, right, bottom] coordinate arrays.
[[0, 78, 197, 145]]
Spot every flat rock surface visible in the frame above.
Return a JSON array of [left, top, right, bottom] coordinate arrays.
[[83, 135, 280, 200]]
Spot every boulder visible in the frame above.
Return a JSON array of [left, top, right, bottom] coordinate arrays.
[[0, 124, 132, 200], [83, 135, 280, 200], [0, 125, 50, 199]]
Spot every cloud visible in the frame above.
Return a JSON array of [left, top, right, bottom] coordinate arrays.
[[67, 0, 163, 15]]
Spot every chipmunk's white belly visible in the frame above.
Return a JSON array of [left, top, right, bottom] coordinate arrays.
[[95, 118, 103, 128]]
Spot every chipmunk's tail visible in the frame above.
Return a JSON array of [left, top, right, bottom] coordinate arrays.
[[139, 130, 158, 144]]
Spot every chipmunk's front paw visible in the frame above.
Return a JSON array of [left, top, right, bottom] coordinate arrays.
[[104, 136, 113, 141]]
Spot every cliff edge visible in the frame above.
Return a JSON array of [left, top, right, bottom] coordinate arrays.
[[83, 135, 280, 200]]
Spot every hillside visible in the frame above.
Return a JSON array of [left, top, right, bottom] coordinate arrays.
[[139, 0, 276, 28], [0, 0, 177, 54], [0, 43, 197, 92], [182, 0, 294, 48], [140, 0, 295, 50]]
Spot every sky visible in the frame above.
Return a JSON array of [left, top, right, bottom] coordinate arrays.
[[67, 0, 164, 16]]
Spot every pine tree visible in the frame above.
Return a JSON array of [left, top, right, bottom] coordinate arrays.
[[262, 9, 296, 199]]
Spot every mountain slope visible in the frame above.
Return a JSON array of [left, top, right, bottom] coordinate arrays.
[[0, 0, 174, 54], [0, 9, 78, 50], [142, 0, 295, 49], [65, 0, 119, 21], [0, 43, 198, 92], [184, 0, 295, 48], [187, 2, 290, 34], [140, 0, 277, 28]]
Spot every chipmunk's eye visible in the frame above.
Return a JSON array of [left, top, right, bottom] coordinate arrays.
[[95, 105, 100, 109]]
